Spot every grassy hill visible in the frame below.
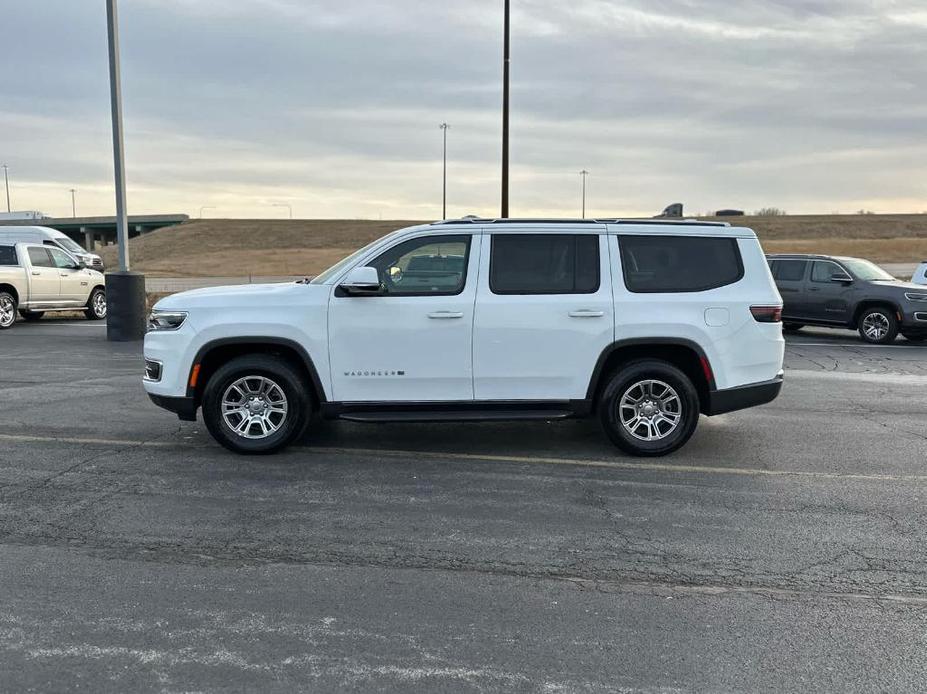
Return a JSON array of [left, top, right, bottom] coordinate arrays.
[[101, 214, 927, 277]]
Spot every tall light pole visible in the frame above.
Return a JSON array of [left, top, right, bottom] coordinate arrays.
[[105, 0, 146, 341], [2, 164, 10, 213], [69, 188, 76, 218], [579, 170, 589, 219], [272, 203, 293, 219], [501, 0, 510, 218], [439, 122, 449, 219]]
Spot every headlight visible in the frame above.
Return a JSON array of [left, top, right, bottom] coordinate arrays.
[[147, 310, 188, 331], [905, 293, 927, 302]]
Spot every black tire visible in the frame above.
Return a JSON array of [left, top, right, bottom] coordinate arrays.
[[84, 287, 106, 320], [857, 306, 898, 344], [202, 354, 312, 454], [19, 311, 44, 321], [783, 323, 804, 333], [598, 359, 700, 457], [0, 291, 17, 330]]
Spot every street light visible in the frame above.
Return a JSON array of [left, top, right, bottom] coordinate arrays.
[[579, 170, 589, 219], [2, 164, 10, 213], [272, 203, 293, 219], [199, 205, 216, 218], [439, 122, 449, 219], [105, 0, 146, 341], [501, 0, 510, 218], [69, 188, 76, 218]]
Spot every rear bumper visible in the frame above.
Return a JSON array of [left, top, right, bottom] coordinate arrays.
[[705, 374, 783, 416], [148, 393, 197, 422]]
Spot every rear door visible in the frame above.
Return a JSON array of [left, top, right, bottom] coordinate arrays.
[[805, 259, 854, 323], [770, 259, 810, 320], [472, 229, 613, 400], [24, 246, 60, 302]]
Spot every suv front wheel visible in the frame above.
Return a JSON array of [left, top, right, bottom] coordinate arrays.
[[598, 359, 700, 457], [857, 307, 898, 344], [202, 354, 312, 454]]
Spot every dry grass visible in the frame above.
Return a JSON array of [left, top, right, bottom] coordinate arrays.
[[100, 214, 927, 277]]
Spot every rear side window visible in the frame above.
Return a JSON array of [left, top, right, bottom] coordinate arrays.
[[775, 259, 807, 282], [619, 235, 743, 293], [0, 246, 16, 266], [27, 247, 54, 268], [490, 234, 599, 294]]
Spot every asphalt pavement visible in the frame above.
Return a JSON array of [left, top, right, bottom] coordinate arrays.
[[1, 320, 927, 692]]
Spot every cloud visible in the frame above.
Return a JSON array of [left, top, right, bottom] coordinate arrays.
[[2, 0, 926, 218]]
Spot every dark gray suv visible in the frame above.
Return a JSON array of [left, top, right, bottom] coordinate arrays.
[[766, 254, 927, 344]]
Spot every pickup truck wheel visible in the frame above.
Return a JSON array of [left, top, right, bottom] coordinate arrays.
[[19, 311, 44, 321], [598, 359, 700, 457], [84, 288, 106, 320], [202, 354, 311, 454], [0, 292, 16, 329], [858, 307, 898, 344]]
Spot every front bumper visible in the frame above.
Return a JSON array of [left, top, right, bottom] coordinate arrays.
[[148, 393, 198, 422], [705, 373, 783, 416]]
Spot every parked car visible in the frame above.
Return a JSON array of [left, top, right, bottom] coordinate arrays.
[[144, 218, 785, 457], [766, 253, 927, 344], [0, 243, 107, 329], [912, 260, 927, 286], [0, 226, 104, 271]]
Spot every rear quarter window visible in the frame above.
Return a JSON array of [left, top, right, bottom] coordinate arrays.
[[619, 235, 743, 293], [0, 246, 17, 266]]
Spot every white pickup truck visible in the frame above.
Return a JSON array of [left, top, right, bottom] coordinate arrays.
[[0, 242, 107, 329]]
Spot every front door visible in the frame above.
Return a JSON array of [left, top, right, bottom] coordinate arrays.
[[472, 231, 613, 400], [328, 233, 478, 402], [47, 247, 89, 303], [25, 247, 60, 303], [805, 259, 854, 324]]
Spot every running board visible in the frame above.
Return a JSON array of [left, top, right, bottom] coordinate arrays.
[[338, 409, 574, 423]]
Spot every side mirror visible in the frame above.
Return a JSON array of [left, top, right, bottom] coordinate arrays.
[[339, 266, 382, 295], [831, 272, 853, 283], [77, 257, 89, 269]]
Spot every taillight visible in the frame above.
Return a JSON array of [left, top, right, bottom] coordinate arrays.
[[750, 305, 782, 323]]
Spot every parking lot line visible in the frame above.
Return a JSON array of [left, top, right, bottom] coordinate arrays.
[[2, 432, 926, 483]]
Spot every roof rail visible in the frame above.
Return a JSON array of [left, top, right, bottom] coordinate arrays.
[[432, 217, 730, 228]]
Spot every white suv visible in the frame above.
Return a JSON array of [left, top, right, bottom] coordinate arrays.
[[143, 219, 784, 457]]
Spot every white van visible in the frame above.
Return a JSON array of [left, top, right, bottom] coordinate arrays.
[[0, 226, 103, 271]]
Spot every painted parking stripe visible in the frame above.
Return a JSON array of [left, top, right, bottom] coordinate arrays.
[[1, 432, 927, 483]]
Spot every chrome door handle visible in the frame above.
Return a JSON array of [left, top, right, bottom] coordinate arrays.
[[569, 310, 604, 318], [428, 311, 464, 319], [31, 271, 41, 276]]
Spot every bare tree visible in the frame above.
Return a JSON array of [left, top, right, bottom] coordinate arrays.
[[755, 207, 787, 217]]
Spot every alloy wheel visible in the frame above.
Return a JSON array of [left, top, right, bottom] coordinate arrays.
[[618, 379, 682, 441], [93, 292, 107, 318], [862, 312, 890, 341], [221, 376, 289, 439], [0, 296, 14, 327]]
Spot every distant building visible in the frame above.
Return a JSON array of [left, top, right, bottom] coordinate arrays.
[[0, 211, 50, 221], [715, 209, 744, 217]]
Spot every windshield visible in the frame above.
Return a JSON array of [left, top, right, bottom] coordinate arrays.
[[55, 236, 87, 255], [841, 258, 895, 281], [311, 235, 394, 284]]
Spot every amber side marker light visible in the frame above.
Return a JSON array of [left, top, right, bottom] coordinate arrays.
[[188, 364, 202, 389], [750, 306, 783, 323]]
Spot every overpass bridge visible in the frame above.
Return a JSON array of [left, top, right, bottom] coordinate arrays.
[[0, 214, 189, 251]]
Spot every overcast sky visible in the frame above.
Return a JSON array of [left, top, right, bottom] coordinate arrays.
[[2, 0, 926, 219]]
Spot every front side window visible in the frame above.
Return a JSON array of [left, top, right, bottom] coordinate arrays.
[[27, 247, 54, 268], [367, 234, 470, 296], [775, 259, 808, 282], [48, 247, 78, 269], [811, 260, 844, 283], [0, 246, 17, 266], [490, 234, 599, 294], [620, 235, 743, 293]]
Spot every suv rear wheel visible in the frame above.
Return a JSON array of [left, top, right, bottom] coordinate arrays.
[[598, 359, 700, 457], [858, 307, 898, 344], [0, 292, 16, 329], [202, 354, 312, 454]]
